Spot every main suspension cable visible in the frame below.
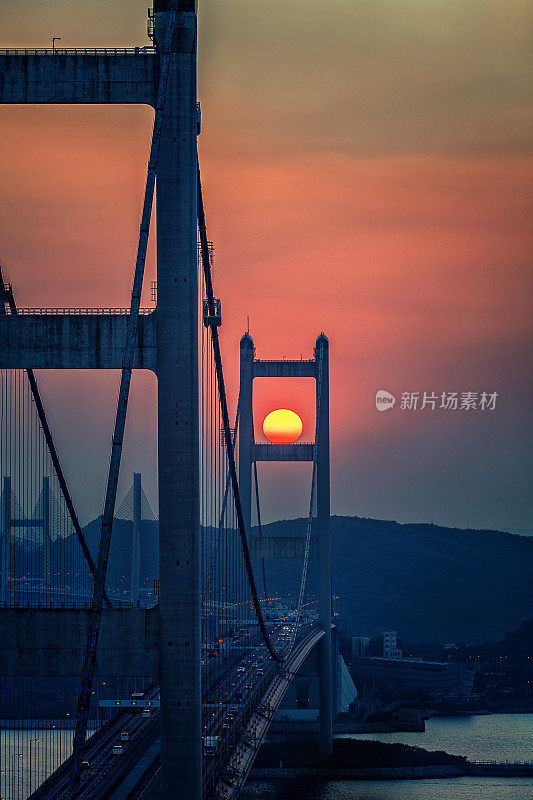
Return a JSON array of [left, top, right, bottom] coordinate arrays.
[[251, 413, 268, 602], [197, 160, 282, 663]]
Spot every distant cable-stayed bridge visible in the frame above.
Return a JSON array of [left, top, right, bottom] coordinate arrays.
[[0, 4, 335, 799]]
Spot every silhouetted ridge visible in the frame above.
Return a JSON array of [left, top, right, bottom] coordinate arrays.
[[51, 514, 532, 643], [254, 515, 533, 643]]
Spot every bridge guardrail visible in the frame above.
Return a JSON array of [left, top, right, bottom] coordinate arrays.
[[3, 307, 154, 315], [0, 48, 156, 56]]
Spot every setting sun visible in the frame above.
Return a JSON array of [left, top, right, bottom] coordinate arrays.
[[262, 409, 303, 445]]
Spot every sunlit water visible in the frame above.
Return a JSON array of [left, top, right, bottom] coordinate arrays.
[[0, 725, 97, 800], [1, 716, 532, 799], [242, 715, 533, 800], [341, 713, 533, 762], [241, 777, 533, 800]]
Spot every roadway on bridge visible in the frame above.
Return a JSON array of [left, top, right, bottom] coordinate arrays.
[[214, 625, 325, 799], [30, 616, 314, 799], [133, 620, 322, 800], [29, 685, 160, 800]]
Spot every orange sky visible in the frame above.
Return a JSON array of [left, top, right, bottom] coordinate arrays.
[[1, 0, 532, 529]]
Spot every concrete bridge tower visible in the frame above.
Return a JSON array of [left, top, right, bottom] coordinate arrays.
[[238, 332, 333, 755]]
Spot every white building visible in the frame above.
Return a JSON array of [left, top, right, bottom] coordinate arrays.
[[383, 630, 402, 659]]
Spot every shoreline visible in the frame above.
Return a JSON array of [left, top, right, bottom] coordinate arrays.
[[251, 730, 533, 782], [250, 762, 533, 781], [271, 709, 533, 736]]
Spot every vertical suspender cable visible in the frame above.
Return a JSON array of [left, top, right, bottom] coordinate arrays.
[[70, 6, 180, 782], [0, 267, 110, 606], [197, 161, 282, 664], [202, 403, 239, 606], [249, 405, 268, 604]]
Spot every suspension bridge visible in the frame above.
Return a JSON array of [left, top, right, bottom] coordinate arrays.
[[0, 3, 343, 798]]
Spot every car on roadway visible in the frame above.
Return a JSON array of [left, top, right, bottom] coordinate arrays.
[[112, 744, 124, 755], [203, 736, 219, 757], [237, 665, 245, 674], [142, 708, 151, 718], [120, 731, 129, 741]]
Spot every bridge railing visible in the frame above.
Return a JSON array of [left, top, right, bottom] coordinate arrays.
[[0, 47, 156, 56], [254, 358, 315, 364], [3, 307, 154, 315]]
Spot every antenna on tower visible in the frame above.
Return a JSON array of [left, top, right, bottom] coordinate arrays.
[[246, 315, 250, 334]]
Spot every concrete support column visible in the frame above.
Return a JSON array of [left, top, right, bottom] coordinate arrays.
[[315, 334, 332, 756], [131, 473, 141, 605], [155, 8, 201, 800], [1, 477, 11, 603], [238, 334, 255, 538]]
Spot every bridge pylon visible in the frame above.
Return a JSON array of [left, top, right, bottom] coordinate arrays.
[[1, 476, 52, 605], [238, 332, 333, 756]]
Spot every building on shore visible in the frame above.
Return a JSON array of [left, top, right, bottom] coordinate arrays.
[[382, 630, 403, 659]]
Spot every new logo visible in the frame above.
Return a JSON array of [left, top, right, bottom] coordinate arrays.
[[375, 390, 396, 411]]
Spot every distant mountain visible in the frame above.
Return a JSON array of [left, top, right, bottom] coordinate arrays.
[[253, 516, 533, 644], [502, 527, 533, 537], [77, 514, 532, 644]]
